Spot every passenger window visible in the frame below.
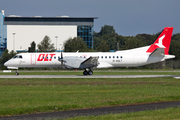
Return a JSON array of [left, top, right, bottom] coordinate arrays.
[[54, 56, 56, 59], [105, 56, 107, 59], [113, 56, 115, 59], [101, 56, 103, 59], [117, 56, 119, 59], [109, 56, 111, 59], [121, 56, 123, 58]]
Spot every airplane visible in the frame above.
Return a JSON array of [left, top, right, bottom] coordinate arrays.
[[4, 27, 175, 75]]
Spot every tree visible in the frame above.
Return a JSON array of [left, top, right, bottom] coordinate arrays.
[[135, 34, 151, 46], [169, 40, 180, 60], [0, 49, 16, 70], [124, 37, 144, 50], [169, 33, 180, 60], [28, 41, 36, 52], [99, 25, 115, 36], [64, 37, 90, 52], [37, 36, 55, 52], [93, 37, 102, 50], [171, 33, 180, 41], [116, 35, 127, 50], [97, 40, 110, 52]]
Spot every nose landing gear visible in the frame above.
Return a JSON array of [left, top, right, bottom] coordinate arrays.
[[15, 70, 19, 75]]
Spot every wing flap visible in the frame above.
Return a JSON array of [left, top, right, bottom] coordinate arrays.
[[81, 56, 99, 66], [63, 56, 99, 69]]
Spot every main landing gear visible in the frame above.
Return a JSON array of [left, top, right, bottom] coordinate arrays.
[[83, 69, 93, 75], [15, 70, 19, 76]]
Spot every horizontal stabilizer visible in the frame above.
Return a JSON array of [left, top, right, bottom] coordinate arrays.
[[150, 48, 165, 57]]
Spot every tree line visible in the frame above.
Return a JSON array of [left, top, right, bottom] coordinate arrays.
[[1, 25, 180, 69], [93, 25, 180, 61], [65, 25, 180, 61]]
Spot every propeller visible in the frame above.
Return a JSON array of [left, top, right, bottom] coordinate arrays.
[[61, 50, 63, 69]]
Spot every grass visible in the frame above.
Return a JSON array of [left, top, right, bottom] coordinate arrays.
[[65, 107, 180, 120], [0, 77, 180, 116]]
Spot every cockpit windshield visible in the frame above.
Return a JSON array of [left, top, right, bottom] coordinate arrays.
[[13, 55, 23, 59], [13, 55, 18, 58]]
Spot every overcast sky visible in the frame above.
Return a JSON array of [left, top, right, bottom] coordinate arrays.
[[0, 0, 180, 36]]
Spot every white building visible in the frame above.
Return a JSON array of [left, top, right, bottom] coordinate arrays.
[[0, 10, 97, 55]]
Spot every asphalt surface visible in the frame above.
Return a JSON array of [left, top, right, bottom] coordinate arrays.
[[1, 101, 180, 120], [0, 75, 179, 78]]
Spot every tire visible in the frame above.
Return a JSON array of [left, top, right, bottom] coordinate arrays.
[[88, 70, 93, 75], [16, 72, 19, 76], [83, 70, 88, 75]]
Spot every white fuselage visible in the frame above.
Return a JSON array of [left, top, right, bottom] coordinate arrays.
[[4, 46, 175, 69]]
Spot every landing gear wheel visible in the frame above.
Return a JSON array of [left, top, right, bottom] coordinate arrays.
[[15, 72, 19, 76], [83, 70, 88, 75], [83, 69, 93, 75], [88, 70, 93, 75]]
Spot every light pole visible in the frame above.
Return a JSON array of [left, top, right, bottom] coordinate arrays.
[[12, 33, 16, 52], [117, 43, 119, 51], [55, 36, 58, 51], [60, 44, 61, 52]]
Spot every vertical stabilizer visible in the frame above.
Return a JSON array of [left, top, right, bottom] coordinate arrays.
[[146, 27, 173, 55]]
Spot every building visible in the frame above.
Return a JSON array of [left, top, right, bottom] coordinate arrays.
[[0, 10, 97, 56]]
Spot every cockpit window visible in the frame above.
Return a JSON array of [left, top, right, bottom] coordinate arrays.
[[13, 55, 18, 58], [13, 55, 23, 59]]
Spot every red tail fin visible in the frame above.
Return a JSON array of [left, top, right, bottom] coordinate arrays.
[[146, 27, 173, 55]]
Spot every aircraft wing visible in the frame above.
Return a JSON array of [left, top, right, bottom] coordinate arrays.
[[150, 48, 165, 57], [81, 56, 99, 66], [63, 56, 99, 69]]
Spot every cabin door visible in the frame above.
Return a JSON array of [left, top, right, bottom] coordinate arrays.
[[31, 54, 36, 65]]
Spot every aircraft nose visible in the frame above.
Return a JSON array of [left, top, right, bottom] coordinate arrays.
[[4, 61, 9, 66]]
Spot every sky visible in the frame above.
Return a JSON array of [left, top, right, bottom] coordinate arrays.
[[0, 0, 180, 36]]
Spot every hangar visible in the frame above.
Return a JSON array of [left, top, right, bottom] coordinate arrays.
[[0, 10, 97, 56]]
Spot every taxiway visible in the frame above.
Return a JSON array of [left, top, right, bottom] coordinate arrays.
[[0, 75, 179, 78], [1, 101, 180, 120]]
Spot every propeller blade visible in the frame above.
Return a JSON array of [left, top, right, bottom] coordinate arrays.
[[61, 51, 63, 69]]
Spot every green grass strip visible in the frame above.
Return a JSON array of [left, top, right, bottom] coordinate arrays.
[[0, 78, 180, 116]]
